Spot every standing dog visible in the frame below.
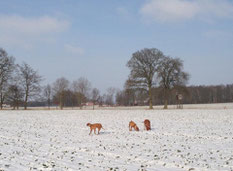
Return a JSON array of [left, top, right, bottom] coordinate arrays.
[[144, 119, 151, 131], [129, 121, 139, 131], [86, 123, 103, 135]]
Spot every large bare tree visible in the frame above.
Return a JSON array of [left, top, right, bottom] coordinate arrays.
[[72, 77, 91, 108], [53, 77, 69, 109], [157, 56, 189, 109], [127, 48, 164, 109], [0, 48, 15, 109], [19, 62, 42, 110], [91, 88, 100, 110]]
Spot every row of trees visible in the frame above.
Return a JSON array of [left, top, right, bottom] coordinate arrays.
[[1, 47, 232, 110], [1, 48, 119, 110], [116, 84, 233, 106], [0, 48, 42, 110], [43, 77, 118, 109], [183, 84, 233, 104], [48, 48, 190, 109]]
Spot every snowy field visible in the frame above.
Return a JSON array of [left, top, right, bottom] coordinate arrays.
[[0, 105, 233, 170]]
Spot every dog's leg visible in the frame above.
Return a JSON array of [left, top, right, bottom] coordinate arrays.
[[89, 128, 92, 135], [94, 128, 96, 134]]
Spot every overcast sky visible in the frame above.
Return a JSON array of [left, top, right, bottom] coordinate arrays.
[[0, 0, 233, 93]]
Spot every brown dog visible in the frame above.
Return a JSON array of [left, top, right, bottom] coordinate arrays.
[[86, 123, 103, 135], [129, 121, 139, 131], [144, 119, 151, 131]]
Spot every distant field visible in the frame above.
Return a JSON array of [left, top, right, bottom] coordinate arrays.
[[0, 105, 233, 170]]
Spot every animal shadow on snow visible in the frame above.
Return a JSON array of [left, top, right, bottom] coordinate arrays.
[[98, 131, 111, 135], [142, 128, 156, 134], [150, 128, 156, 131]]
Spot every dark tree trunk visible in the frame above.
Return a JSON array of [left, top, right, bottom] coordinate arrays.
[[164, 99, 168, 109], [0, 93, 3, 110], [24, 94, 28, 110], [48, 98, 50, 109], [163, 89, 169, 109], [148, 85, 153, 109], [59, 93, 63, 110]]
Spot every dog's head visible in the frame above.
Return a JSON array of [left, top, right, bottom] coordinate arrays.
[[135, 126, 139, 131], [144, 119, 150, 123], [86, 123, 91, 126]]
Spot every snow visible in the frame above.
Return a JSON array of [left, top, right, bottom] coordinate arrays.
[[0, 106, 233, 170]]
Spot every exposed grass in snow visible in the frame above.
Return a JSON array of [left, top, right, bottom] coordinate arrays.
[[0, 107, 233, 170]]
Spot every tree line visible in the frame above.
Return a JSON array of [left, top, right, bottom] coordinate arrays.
[[0, 47, 118, 110], [44, 77, 117, 110], [116, 84, 233, 106], [1, 47, 232, 110], [0, 47, 115, 110]]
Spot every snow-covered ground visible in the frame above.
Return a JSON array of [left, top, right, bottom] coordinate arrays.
[[0, 105, 233, 170]]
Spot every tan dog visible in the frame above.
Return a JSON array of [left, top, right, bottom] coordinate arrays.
[[86, 123, 103, 135], [129, 121, 139, 131], [144, 119, 151, 131]]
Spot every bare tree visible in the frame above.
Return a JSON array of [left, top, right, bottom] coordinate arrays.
[[0, 48, 15, 109], [44, 84, 52, 109], [127, 48, 164, 109], [6, 68, 23, 109], [157, 56, 189, 109], [72, 77, 91, 108], [7, 84, 23, 109], [18, 62, 42, 110], [53, 77, 69, 109], [91, 88, 100, 110]]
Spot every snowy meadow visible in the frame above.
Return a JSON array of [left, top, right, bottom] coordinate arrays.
[[0, 104, 233, 171]]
